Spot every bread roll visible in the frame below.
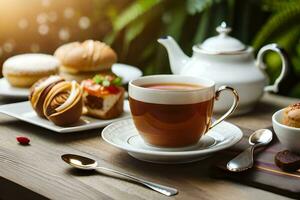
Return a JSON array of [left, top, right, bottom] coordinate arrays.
[[54, 40, 117, 73]]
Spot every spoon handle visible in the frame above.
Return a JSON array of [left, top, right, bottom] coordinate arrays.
[[96, 166, 178, 196], [227, 145, 256, 172]]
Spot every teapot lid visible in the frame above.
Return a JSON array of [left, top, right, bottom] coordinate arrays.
[[196, 22, 246, 54]]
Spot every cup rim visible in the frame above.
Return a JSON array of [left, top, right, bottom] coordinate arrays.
[[272, 108, 300, 131], [129, 75, 215, 93]]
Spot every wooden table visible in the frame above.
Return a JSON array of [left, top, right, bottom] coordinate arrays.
[[0, 94, 297, 200]]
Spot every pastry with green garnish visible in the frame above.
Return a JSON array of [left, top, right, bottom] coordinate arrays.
[[81, 73, 124, 119]]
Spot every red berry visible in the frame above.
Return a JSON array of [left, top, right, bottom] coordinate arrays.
[[16, 136, 30, 145], [106, 86, 119, 94]]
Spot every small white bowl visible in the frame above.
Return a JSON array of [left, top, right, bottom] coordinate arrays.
[[272, 109, 300, 153]]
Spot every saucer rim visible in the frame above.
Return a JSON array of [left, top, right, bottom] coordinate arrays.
[[101, 118, 243, 156]]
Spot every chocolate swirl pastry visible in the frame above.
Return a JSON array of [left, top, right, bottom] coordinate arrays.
[[283, 102, 300, 128], [29, 75, 65, 118], [43, 81, 83, 126], [46, 92, 69, 116]]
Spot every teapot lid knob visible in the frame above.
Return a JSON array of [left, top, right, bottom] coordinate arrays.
[[216, 22, 232, 35]]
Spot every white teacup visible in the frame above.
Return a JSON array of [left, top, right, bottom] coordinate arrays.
[[129, 75, 239, 148]]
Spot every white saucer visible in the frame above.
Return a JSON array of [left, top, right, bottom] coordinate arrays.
[[0, 78, 29, 99], [0, 63, 142, 99], [102, 119, 243, 164]]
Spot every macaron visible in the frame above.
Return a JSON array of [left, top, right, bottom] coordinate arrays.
[[2, 53, 60, 88]]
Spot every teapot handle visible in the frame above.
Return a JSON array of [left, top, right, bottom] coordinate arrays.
[[256, 43, 289, 93]]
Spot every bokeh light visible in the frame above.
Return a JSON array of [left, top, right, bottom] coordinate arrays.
[[3, 40, 15, 53], [64, 7, 75, 19], [78, 16, 90, 30], [38, 24, 49, 35], [18, 18, 29, 30], [47, 11, 57, 23], [58, 28, 70, 41], [36, 12, 48, 24], [41, 0, 51, 7]]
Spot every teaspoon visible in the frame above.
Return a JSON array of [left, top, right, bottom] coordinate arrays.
[[61, 154, 178, 196], [227, 129, 273, 172]]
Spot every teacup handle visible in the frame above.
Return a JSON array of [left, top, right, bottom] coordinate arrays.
[[209, 86, 239, 130]]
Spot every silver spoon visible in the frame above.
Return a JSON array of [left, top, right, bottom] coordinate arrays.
[[227, 129, 273, 172], [61, 154, 178, 196]]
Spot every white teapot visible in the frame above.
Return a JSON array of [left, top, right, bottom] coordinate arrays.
[[158, 22, 289, 114]]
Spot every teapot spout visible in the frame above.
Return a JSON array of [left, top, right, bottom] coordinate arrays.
[[157, 36, 190, 74]]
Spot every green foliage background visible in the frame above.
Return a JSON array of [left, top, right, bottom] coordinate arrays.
[[98, 0, 300, 97]]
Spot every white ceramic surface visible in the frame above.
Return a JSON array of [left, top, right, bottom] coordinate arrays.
[[0, 78, 29, 99], [158, 23, 289, 114], [112, 63, 143, 84], [0, 63, 142, 99], [0, 100, 131, 133], [102, 118, 243, 164], [272, 109, 300, 153]]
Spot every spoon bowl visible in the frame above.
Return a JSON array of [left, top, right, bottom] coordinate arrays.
[[249, 129, 273, 145], [62, 154, 97, 170]]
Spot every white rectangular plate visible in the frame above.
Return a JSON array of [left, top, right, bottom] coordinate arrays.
[[0, 78, 29, 99], [0, 100, 131, 133]]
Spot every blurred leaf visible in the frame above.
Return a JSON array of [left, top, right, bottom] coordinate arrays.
[[276, 25, 300, 52], [262, 0, 300, 11], [112, 0, 161, 32], [186, 0, 212, 15], [105, 0, 162, 45], [292, 57, 300, 76], [193, 9, 211, 43], [297, 42, 300, 55], [123, 20, 145, 54], [163, 3, 187, 40], [265, 52, 281, 83], [106, 5, 118, 20], [227, 0, 235, 22], [141, 43, 156, 60], [253, 5, 300, 49]]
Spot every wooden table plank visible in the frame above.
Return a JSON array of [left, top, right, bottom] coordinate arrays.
[[0, 94, 297, 200]]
